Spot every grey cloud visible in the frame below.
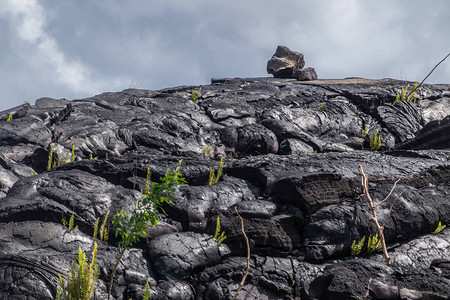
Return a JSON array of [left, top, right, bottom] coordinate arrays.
[[0, 0, 449, 112]]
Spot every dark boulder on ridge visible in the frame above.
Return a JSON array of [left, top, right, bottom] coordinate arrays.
[[267, 45, 318, 81], [0, 75, 449, 299]]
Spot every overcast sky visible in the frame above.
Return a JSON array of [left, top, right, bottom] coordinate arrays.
[[0, 0, 449, 112]]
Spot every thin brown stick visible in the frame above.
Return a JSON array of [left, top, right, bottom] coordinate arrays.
[[232, 207, 250, 300], [374, 178, 402, 208], [405, 51, 450, 99], [359, 164, 391, 264], [107, 249, 125, 300]]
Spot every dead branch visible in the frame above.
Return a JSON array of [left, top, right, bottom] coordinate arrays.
[[232, 206, 251, 300], [358, 164, 392, 264], [406, 51, 450, 99]]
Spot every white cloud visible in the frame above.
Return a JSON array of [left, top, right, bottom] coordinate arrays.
[[0, 0, 124, 98]]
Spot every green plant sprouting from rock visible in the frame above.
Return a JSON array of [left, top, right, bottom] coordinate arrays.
[[392, 82, 420, 105], [351, 236, 365, 256], [351, 234, 382, 256], [48, 144, 55, 170], [433, 221, 446, 235], [6, 113, 13, 122], [362, 125, 369, 139], [214, 216, 227, 247], [62, 212, 77, 230], [209, 158, 224, 185], [191, 87, 201, 103], [56, 242, 99, 300], [367, 233, 382, 253], [318, 102, 326, 111], [369, 128, 381, 151], [93, 211, 110, 243], [142, 281, 151, 300], [108, 160, 186, 299]]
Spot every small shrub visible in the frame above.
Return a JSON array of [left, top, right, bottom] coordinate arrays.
[[433, 221, 446, 235], [109, 161, 186, 299], [56, 242, 99, 300]]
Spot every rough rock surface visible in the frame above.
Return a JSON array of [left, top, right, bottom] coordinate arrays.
[[0, 76, 449, 299], [267, 45, 318, 81]]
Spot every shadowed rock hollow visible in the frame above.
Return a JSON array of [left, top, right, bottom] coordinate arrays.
[[0, 76, 449, 299]]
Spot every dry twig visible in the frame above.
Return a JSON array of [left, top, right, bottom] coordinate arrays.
[[232, 206, 251, 300], [405, 51, 450, 99], [358, 164, 392, 264]]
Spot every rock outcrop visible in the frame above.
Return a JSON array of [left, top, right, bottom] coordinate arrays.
[[267, 45, 318, 81], [0, 76, 449, 299]]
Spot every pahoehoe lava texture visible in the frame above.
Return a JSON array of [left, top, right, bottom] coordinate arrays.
[[0, 77, 449, 299]]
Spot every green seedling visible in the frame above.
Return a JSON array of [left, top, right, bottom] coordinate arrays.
[[56, 242, 99, 300], [318, 103, 326, 111], [208, 158, 224, 185], [143, 282, 151, 300], [109, 161, 186, 299], [392, 82, 421, 105], [367, 234, 382, 253], [214, 216, 227, 247], [68, 212, 75, 230], [142, 166, 152, 195], [191, 87, 201, 103], [71, 145, 75, 162], [433, 221, 446, 235], [93, 212, 110, 243], [6, 113, 13, 122], [47, 144, 55, 170], [369, 128, 381, 151], [203, 145, 210, 156], [351, 236, 365, 256], [362, 125, 369, 138]]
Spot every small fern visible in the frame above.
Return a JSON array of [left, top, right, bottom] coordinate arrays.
[[362, 125, 369, 138], [392, 82, 421, 105], [47, 144, 55, 170], [203, 145, 210, 156], [351, 236, 365, 256], [208, 158, 224, 185], [68, 212, 75, 230], [142, 282, 151, 300], [433, 221, 446, 235], [56, 243, 99, 300], [369, 128, 381, 151], [71, 145, 75, 162], [93, 217, 100, 239], [99, 211, 110, 242], [214, 216, 227, 247], [367, 234, 382, 253], [143, 167, 152, 195], [191, 87, 201, 103]]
